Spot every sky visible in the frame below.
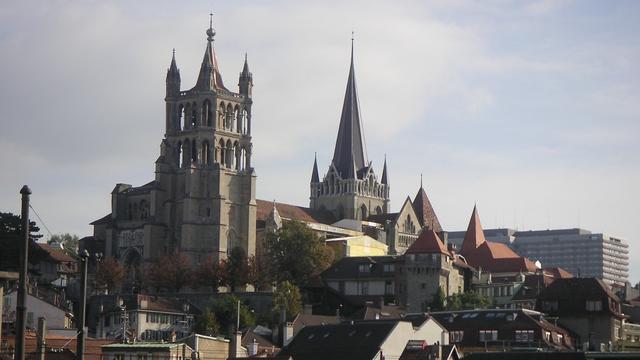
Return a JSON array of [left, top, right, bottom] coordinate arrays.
[[1, 0, 638, 282]]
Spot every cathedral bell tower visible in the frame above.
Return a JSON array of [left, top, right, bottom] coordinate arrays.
[[156, 16, 257, 263], [310, 39, 390, 220]]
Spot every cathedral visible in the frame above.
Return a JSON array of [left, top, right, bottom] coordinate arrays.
[[92, 20, 444, 284], [91, 20, 256, 284]]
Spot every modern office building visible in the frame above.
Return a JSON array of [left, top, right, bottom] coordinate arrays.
[[512, 229, 629, 285], [446, 228, 516, 249]]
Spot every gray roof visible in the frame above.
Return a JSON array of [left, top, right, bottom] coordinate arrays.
[[513, 228, 591, 237], [331, 43, 368, 179]]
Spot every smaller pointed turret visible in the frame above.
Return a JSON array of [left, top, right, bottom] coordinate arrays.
[[195, 14, 226, 91], [311, 153, 319, 183], [381, 155, 389, 185], [460, 205, 486, 255], [239, 53, 253, 97], [166, 49, 181, 96]]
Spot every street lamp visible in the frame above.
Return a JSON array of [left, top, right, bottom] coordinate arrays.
[[77, 250, 102, 360]]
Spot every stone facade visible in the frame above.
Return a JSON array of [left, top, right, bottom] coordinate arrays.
[[92, 23, 256, 285]]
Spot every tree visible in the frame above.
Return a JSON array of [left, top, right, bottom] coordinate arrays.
[[264, 220, 334, 285], [428, 287, 446, 311], [227, 247, 248, 291], [193, 308, 221, 336], [208, 295, 255, 336], [193, 256, 227, 291], [445, 291, 490, 311], [95, 257, 125, 293], [146, 253, 193, 292], [273, 281, 302, 321], [48, 233, 79, 256], [246, 255, 271, 290], [0, 212, 45, 271]]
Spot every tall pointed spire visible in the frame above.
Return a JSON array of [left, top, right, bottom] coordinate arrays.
[[311, 153, 319, 183], [381, 155, 389, 185], [460, 204, 486, 255], [195, 13, 227, 91], [331, 36, 368, 179]]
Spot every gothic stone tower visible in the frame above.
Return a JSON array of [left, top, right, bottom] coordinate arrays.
[[93, 21, 256, 280], [310, 42, 390, 220]]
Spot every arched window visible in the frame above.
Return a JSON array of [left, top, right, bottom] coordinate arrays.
[[235, 106, 241, 133], [219, 139, 226, 167], [375, 206, 382, 215], [178, 104, 184, 131], [191, 140, 197, 164], [360, 204, 368, 220], [183, 139, 191, 167], [226, 104, 233, 130], [176, 141, 183, 168], [204, 100, 212, 127], [219, 102, 225, 129], [242, 108, 249, 134], [233, 142, 240, 170], [225, 140, 233, 168], [183, 104, 189, 129], [202, 141, 210, 165], [191, 102, 197, 128]]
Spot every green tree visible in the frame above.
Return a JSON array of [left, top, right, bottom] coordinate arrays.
[[246, 255, 271, 290], [95, 257, 125, 293], [193, 308, 221, 336], [48, 233, 79, 256], [428, 287, 446, 311], [209, 295, 255, 336], [227, 246, 248, 291], [0, 212, 45, 271], [273, 281, 302, 320], [445, 291, 490, 311], [264, 220, 334, 285]]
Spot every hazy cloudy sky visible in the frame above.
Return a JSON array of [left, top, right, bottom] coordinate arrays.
[[1, 1, 638, 282]]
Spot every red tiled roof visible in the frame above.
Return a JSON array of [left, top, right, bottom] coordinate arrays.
[[406, 229, 450, 255], [38, 243, 77, 263], [459, 206, 537, 273], [460, 205, 486, 255], [543, 267, 574, 279], [411, 187, 443, 233], [256, 199, 335, 225]]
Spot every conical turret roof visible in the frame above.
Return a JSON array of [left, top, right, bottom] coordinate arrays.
[[406, 229, 450, 255], [460, 205, 486, 255], [194, 22, 227, 91], [412, 184, 442, 232]]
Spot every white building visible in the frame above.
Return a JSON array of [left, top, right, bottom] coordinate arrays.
[[2, 288, 75, 337]]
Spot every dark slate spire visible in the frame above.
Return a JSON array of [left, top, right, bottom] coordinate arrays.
[[166, 49, 181, 96], [239, 53, 253, 97], [311, 153, 320, 183], [381, 155, 389, 185], [195, 13, 227, 91], [331, 38, 368, 179]]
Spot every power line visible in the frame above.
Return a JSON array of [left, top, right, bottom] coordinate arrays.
[[29, 203, 54, 238]]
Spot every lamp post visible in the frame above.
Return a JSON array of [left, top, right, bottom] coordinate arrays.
[[16, 185, 31, 360], [77, 250, 89, 360], [77, 250, 102, 360]]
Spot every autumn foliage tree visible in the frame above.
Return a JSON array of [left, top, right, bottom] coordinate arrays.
[[193, 257, 227, 291], [146, 253, 193, 292], [95, 257, 125, 293], [265, 220, 334, 286]]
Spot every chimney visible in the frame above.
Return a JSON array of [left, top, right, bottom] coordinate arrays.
[[248, 339, 258, 356], [377, 297, 384, 309], [283, 322, 294, 347], [231, 331, 243, 357]]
